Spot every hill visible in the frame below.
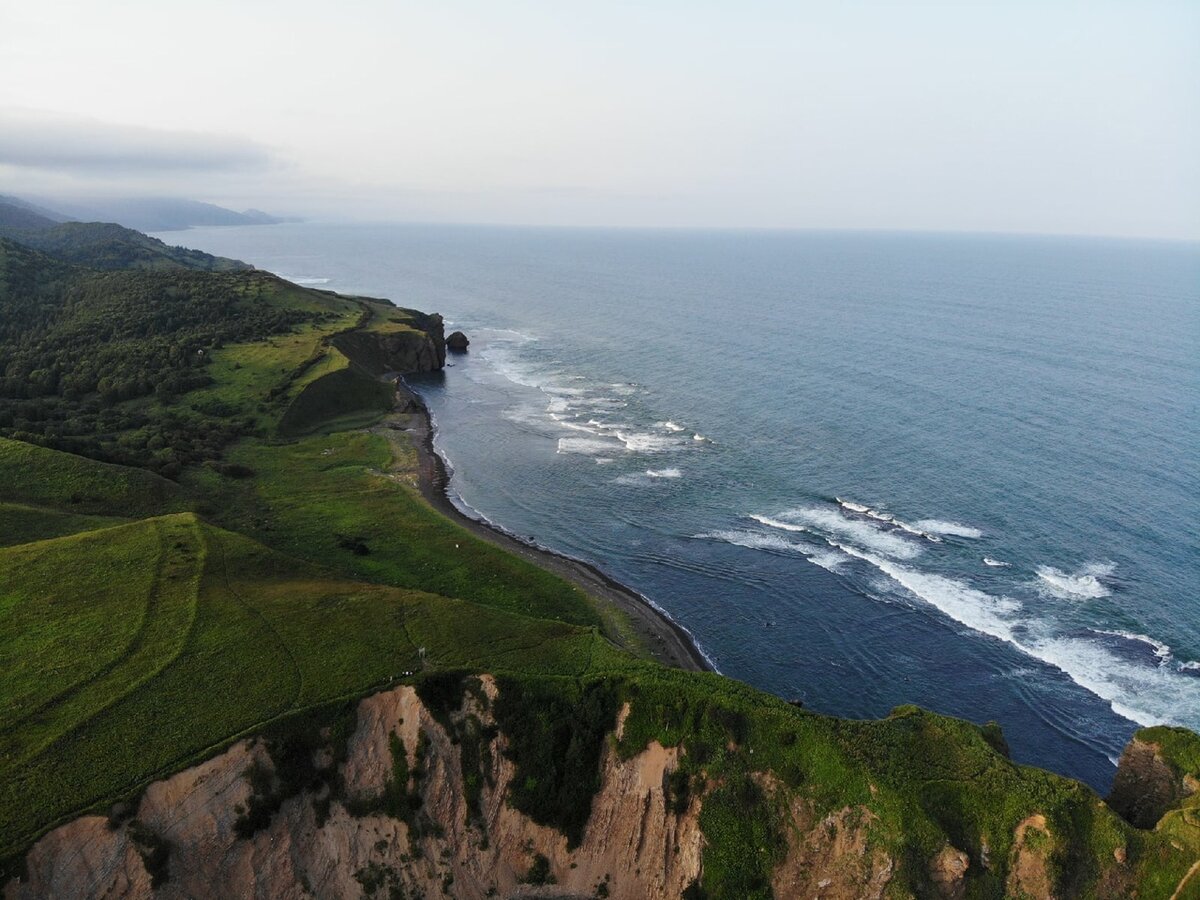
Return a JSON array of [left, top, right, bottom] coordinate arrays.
[[17, 195, 290, 231], [0, 225, 1197, 898], [0, 196, 64, 230], [0, 197, 250, 271]]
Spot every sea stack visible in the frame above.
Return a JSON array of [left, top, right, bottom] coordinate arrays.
[[447, 330, 470, 352]]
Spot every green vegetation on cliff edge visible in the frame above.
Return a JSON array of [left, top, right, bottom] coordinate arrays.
[[1, 221, 1198, 897]]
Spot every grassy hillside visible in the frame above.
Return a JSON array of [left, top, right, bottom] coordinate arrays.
[[1, 226, 1197, 897], [0, 513, 626, 859]]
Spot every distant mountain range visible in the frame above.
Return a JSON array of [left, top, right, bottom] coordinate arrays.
[[0, 193, 298, 232], [0, 195, 251, 271]]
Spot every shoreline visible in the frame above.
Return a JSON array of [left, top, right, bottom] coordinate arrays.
[[394, 379, 713, 674]]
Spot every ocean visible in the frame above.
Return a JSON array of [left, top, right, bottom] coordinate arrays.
[[165, 222, 1200, 791]]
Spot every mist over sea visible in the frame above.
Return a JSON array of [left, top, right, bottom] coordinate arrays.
[[169, 223, 1200, 791]]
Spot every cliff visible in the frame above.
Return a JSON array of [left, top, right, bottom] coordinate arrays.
[[9, 674, 1200, 900], [332, 307, 446, 376]]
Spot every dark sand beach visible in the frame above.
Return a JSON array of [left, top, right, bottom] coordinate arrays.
[[393, 380, 711, 673]]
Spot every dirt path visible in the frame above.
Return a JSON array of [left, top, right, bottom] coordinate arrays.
[[385, 380, 712, 673]]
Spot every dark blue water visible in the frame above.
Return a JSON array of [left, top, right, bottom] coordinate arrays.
[[166, 223, 1200, 791]]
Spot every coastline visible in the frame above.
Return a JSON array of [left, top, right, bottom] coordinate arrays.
[[394, 379, 713, 674]]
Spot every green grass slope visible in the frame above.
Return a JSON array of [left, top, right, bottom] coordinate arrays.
[[0, 514, 629, 859]]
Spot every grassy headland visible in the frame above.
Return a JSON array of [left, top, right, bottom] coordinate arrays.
[[0, 208, 1197, 896]]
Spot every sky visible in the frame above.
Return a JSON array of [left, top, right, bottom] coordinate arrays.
[[1, 0, 1197, 239]]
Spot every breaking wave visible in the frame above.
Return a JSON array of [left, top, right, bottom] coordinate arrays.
[[1035, 563, 1115, 600], [916, 519, 984, 539], [557, 437, 619, 456], [755, 508, 922, 560]]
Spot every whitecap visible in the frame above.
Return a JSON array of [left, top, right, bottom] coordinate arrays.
[[838, 550, 1198, 728], [1029, 635, 1200, 728], [646, 468, 683, 478], [695, 530, 803, 554], [692, 434, 709, 442], [1092, 629, 1172, 663], [1035, 563, 1115, 600], [557, 437, 620, 456], [916, 519, 984, 539], [806, 549, 849, 572], [655, 421, 686, 432], [1180, 661, 1200, 676], [755, 509, 922, 560], [834, 499, 942, 542], [983, 557, 1010, 567], [615, 431, 679, 453], [832, 543, 1021, 642]]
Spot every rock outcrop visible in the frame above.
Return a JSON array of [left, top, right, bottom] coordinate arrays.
[[446, 330, 470, 352], [1108, 731, 1199, 829], [5, 681, 705, 900], [332, 313, 446, 376]]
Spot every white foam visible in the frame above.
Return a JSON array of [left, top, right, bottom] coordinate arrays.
[[655, 421, 686, 432], [834, 544, 1021, 644], [835, 499, 942, 542], [791, 535, 1199, 728], [916, 519, 984, 539], [757, 508, 922, 560], [615, 431, 679, 453], [983, 557, 1011, 567], [556, 419, 603, 434], [806, 549, 849, 572], [283, 275, 331, 285], [556, 437, 620, 456], [1028, 635, 1200, 728], [695, 529, 803, 554], [692, 434, 709, 442], [1035, 563, 1115, 600], [646, 468, 683, 478], [845, 552, 1198, 728], [1094, 630, 1172, 663]]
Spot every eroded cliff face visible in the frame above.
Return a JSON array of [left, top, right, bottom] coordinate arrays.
[[333, 314, 446, 377], [1107, 735, 1199, 830], [6, 679, 706, 900], [5, 677, 1118, 900]]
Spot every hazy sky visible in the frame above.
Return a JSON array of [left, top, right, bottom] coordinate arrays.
[[2, 1, 1197, 238]]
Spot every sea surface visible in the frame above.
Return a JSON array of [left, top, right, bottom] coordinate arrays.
[[166, 223, 1200, 791]]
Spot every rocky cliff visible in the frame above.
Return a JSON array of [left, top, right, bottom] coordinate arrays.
[[9, 676, 1198, 900], [332, 311, 446, 376], [7, 679, 701, 900]]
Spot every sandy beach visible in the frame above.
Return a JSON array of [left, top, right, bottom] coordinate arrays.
[[393, 380, 712, 674]]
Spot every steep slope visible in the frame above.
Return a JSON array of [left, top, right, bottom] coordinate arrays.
[[8, 673, 1199, 899]]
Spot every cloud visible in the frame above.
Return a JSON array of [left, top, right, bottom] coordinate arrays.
[[0, 109, 272, 174]]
